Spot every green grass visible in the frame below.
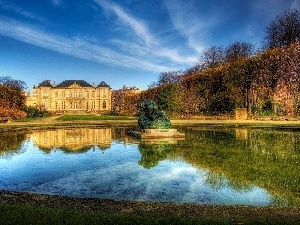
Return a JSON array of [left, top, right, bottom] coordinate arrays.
[[56, 115, 137, 121], [0, 203, 290, 225]]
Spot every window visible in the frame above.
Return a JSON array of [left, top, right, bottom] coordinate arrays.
[[44, 91, 48, 97], [55, 91, 58, 97], [102, 101, 106, 109], [55, 101, 58, 109], [92, 91, 95, 97], [86, 91, 89, 98], [79, 92, 82, 97], [74, 92, 77, 97], [69, 91, 72, 97]]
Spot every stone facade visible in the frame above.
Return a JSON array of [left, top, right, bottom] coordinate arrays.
[[26, 80, 111, 113]]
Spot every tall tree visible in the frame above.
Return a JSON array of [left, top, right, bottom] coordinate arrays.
[[154, 70, 182, 87], [264, 9, 300, 49], [156, 83, 183, 116], [224, 41, 255, 63], [198, 45, 224, 69], [0, 76, 27, 109], [0, 76, 27, 119]]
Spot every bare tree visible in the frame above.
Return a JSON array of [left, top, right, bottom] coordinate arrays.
[[264, 9, 300, 49], [224, 41, 255, 63], [198, 45, 224, 69]]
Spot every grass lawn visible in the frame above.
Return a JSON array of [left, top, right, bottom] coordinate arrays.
[[56, 115, 137, 121], [0, 203, 291, 225]]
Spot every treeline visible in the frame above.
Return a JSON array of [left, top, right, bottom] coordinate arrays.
[[117, 9, 300, 117]]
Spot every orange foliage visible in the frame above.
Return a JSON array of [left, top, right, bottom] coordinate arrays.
[[0, 106, 27, 120]]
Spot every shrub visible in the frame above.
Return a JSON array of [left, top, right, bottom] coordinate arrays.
[[0, 107, 27, 120], [23, 106, 50, 118]]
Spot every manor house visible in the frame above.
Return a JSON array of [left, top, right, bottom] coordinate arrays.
[[26, 80, 111, 113]]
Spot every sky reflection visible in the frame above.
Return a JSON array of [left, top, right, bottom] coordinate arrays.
[[0, 132, 272, 206]]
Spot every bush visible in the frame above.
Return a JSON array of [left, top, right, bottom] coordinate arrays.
[[0, 107, 27, 120], [23, 106, 50, 118]]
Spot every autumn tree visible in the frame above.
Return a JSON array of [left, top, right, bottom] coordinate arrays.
[[224, 41, 255, 63], [198, 45, 224, 69], [0, 76, 27, 119], [156, 83, 183, 116], [264, 9, 300, 49], [150, 70, 183, 87]]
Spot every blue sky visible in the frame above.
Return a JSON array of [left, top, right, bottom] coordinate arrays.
[[0, 0, 299, 91]]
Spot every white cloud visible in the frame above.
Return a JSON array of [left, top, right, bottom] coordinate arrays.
[[51, 0, 62, 7], [0, 1, 45, 22], [163, 0, 217, 54], [291, 0, 300, 10], [0, 18, 173, 73], [93, 0, 198, 68], [93, 0, 157, 46]]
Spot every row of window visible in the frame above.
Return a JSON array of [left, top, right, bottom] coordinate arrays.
[[41, 90, 108, 98], [43, 101, 107, 110]]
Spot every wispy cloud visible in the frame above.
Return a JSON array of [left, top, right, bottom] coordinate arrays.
[[51, 0, 62, 7], [0, 18, 173, 72], [93, 0, 156, 46], [291, 0, 300, 9], [0, 1, 45, 22], [163, 0, 217, 54], [93, 0, 197, 67]]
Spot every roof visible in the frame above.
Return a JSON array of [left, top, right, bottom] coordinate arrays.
[[37, 80, 53, 88], [56, 80, 93, 88], [97, 81, 110, 87]]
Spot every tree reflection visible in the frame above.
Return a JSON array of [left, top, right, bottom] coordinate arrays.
[[138, 141, 173, 169], [178, 127, 300, 206], [0, 131, 27, 157], [136, 127, 300, 205]]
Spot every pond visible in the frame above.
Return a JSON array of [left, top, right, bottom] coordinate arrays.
[[0, 126, 299, 206]]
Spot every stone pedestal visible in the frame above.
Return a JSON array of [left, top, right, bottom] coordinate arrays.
[[127, 129, 185, 139], [235, 108, 248, 120]]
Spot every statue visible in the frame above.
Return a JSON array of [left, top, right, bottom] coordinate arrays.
[[137, 100, 171, 129], [127, 100, 184, 140]]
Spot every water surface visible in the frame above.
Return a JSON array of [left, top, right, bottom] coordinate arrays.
[[0, 127, 299, 206]]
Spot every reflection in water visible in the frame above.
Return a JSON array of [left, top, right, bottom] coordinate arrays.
[[0, 132, 27, 157], [235, 129, 248, 140], [30, 128, 112, 153], [177, 127, 300, 206], [138, 142, 172, 169], [0, 127, 300, 206]]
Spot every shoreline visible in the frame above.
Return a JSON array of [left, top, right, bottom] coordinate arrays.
[[1, 190, 299, 223], [2, 117, 300, 130]]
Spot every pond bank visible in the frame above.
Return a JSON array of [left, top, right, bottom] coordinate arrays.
[[0, 190, 299, 224], [2, 116, 300, 130]]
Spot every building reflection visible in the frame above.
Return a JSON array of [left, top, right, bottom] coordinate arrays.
[[30, 128, 112, 152]]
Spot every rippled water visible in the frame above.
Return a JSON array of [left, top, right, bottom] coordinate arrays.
[[0, 127, 299, 206]]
